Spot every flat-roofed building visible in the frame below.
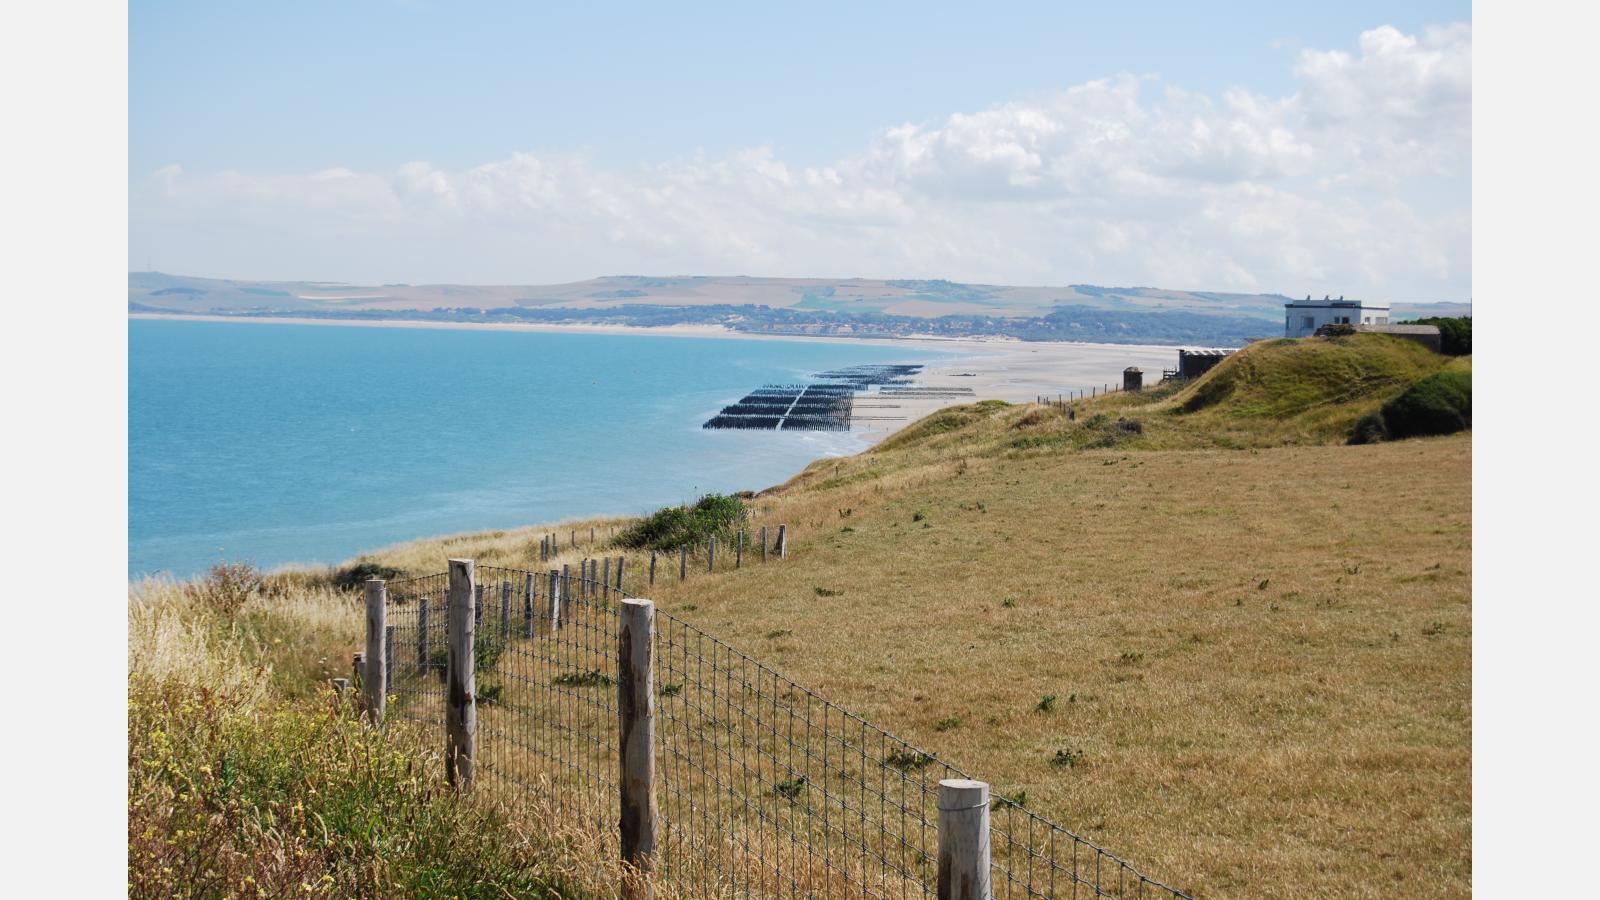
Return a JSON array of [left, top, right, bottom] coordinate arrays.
[[1285, 295, 1390, 337]]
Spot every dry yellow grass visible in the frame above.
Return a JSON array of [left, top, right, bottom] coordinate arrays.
[[349, 426, 1468, 898]]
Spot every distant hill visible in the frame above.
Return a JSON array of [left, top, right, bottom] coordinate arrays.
[[128, 272, 1469, 347]]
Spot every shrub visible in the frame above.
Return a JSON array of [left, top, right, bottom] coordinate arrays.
[[1402, 316, 1472, 355], [333, 561, 405, 592], [612, 493, 747, 552], [184, 560, 263, 619], [1354, 370, 1471, 443], [1349, 411, 1390, 445]]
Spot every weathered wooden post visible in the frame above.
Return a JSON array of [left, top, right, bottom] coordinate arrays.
[[736, 530, 743, 568], [416, 595, 430, 674], [474, 583, 484, 631], [761, 525, 769, 562], [351, 652, 364, 707], [708, 535, 716, 572], [571, 529, 576, 549], [603, 557, 612, 600], [561, 563, 571, 615], [363, 579, 386, 725], [446, 559, 477, 789], [649, 550, 657, 586], [548, 569, 561, 632], [776, 524, 788, 559], [523, 573, 536, 638], [616, 556, 625, 593], [580, 559, 590, 600], [937, 779, 991, 900], [679, 545, 687, 581], [618, 598, 658, 897], [591, 526, 596, 544]]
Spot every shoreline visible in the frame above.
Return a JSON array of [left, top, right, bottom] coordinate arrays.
[[130, 311, 1191, 446]]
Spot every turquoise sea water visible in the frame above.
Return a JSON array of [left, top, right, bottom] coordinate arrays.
[[129, 319, 956, 577]]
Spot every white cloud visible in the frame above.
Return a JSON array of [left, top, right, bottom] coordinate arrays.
[[131, 23, 1470, 302]]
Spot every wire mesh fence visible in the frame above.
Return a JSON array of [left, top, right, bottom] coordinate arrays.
[[378, 564, 1190, 899]]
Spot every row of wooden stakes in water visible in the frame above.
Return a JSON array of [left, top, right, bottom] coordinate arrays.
[[534, 524, 789, 583]]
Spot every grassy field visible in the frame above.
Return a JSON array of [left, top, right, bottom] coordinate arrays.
[[130, 334, 1470, 897]]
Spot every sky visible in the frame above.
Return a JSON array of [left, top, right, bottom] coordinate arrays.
[[130, 1, 1472, 302]]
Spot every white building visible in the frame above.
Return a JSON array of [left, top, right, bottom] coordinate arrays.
[[1284, 295, 1390, 337]]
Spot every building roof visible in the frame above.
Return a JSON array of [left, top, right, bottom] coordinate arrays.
[[1354, 324, 1439, 335], [1178, 349, 1230, 358]]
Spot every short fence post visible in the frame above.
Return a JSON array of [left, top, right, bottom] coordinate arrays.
[[351, 652, 364, 701], [363, 579, 386, 725], [708, 535, 716, 573], [561, 564, 571, 617], [416, 596, 430, 673], [580, 559, 589, 600], [446, 559, 477, 789], [591, 526, 596, 544], [548, 569, 561, 632], [474, 583, 484, 631], [679, 545, 687, 581], [523, 573, 535, 638], [603, 557, 612, 600], [776, 524, 788, 559], [618, 598, 658, 897], [937, 779, 991, 900], [649, 550, 657, 586], [736, 530, 743, 568], [761, 525, 769, 562], [616, 556, 625, 592], [571, 529, 576, 549]]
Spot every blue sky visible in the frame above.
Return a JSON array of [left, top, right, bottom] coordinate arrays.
[[130, 1, 1472, 301]]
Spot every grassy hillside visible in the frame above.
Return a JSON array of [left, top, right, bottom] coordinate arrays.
[[129, 334, 1471, 897]]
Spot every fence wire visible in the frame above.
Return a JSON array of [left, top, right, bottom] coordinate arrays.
[[382, 565, 1190, 899]]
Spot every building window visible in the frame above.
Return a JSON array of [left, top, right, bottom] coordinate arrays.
[[1302, 316, 1315, 329], [1377, 317, 1388, 324], [1364, 317, 1372, 324]]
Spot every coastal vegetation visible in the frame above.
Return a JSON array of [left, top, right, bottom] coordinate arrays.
[[612, 492, 748, 552], [128, 332, 1470, 897]]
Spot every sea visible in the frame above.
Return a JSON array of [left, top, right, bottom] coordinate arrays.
[[129, 319, 959, 578]]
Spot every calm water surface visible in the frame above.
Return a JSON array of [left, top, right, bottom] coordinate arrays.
[[129, 320, 956, 577]]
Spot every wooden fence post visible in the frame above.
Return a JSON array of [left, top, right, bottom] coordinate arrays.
[[548, 569, 561, 632], [446, 559, 477, 789], [649, 550, 657, 586], [736, 531, 743, 568], [523, 573, 536, 638], [363, 579, 386, 725], [351, 652, 364, 705], [591, 526, 596, 544], [561, 564, 571, 617], [679, 545, 687, 581], [708, 535, 716, 573], [761, 525, 769, 562], [474, 583, 484, 631], [937, 779, 991, 900], [500, 581, 512, 641], [603, 557, 612, 600], [416, 595, 429, 673], [776, 524, 788, 559], [616, 556, 625, 593], [618, 598, 658, 897]]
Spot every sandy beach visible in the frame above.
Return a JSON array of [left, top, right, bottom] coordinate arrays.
[[129, 312, 1192, 442]]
